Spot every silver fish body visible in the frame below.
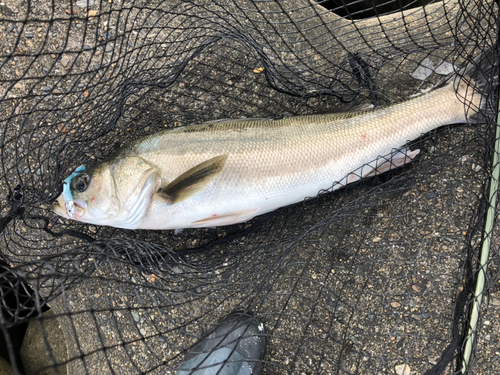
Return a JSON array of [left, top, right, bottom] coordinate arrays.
[[53, 53, 494, 230]]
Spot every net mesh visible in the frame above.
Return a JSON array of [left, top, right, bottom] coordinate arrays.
[[0, 0, 499, 374]]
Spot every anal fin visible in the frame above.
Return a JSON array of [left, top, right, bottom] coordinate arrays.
[[363, 148, 420, 177], [333, 148, 420, 190], [191, 208, 260, 227]]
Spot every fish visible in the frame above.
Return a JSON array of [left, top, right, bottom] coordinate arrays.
[[53, 50, 497, 230]]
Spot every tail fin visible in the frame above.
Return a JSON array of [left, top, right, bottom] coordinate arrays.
[[453, 47, 499, 123]]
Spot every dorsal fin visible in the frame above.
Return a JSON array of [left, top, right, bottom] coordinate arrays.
[[201, 117, 272, 125], [315, 103, 375, 115]]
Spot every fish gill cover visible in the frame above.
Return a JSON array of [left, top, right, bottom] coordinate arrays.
[[0, 0, 499, 374]]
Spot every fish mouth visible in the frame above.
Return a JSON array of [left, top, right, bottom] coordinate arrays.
[[52, 195, 87, 220], [53, 195, 69, 219]]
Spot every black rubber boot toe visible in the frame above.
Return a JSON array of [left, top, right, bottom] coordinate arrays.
[[176, 311, 267, 375]]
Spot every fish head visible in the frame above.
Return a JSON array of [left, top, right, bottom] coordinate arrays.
[[53, 157, 160, 229]]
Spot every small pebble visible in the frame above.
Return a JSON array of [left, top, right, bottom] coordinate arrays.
[[76, 0, 94, 8], [131, 311, 140, 322], [412, 284, 423, 293], [7, 26, 13, 32], [60, 56, 71, 67], [105, 44, 113, 52], [425, 192, 437, 199], [42, 86, 51, 92], [172, 266, 182, 274], [472, 164, 482, 172], [104, 31, 113, 41], [25, 32, 34, 39], [492, 355, 498, 363], [83, 45, 91, 51], [395, 364, 411, 375], [391, 302, 401, 308]]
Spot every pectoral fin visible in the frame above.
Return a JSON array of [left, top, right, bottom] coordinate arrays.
[[158, 155, 228, 204]]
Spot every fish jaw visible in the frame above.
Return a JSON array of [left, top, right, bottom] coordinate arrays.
[[53, 195, 69, 219], [53, 194, 89, 221]]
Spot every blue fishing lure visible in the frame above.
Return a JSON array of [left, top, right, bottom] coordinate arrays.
[[62, 165, 86, 218]]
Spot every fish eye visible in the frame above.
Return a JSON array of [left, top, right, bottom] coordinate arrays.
[[74, 174, 90, 193]]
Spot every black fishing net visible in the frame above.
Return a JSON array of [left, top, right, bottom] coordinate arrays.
[[0, 0, 499, 374]]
